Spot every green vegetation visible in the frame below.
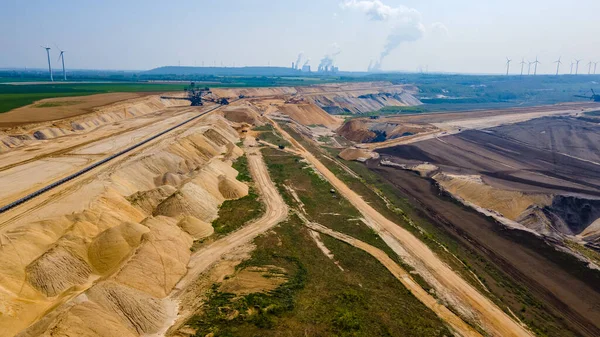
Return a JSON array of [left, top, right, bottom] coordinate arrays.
[[254, 124, 290, 147], [212, 188, 264, 235], [188, 213, 452, 336], [212, 154, 264, 235], [364, 105, 430, 116], [263, 147, 396, 258], [283, 125, 584, 337], [0, 82, 186, 113], [231, 153, 251, 182]]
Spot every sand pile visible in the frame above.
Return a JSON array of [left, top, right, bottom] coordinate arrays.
[[278, 103, 342, 129], [222, 103, 263, 125], [127, 185, 177, 214], [2, 115, 251, 336], [338, 147, 374, 161], [88, 222, 150, 274], [26, 244, 92, 297], [219, 175, 249, 199], [114, 216, 193, 297], [154, 183, 221, 222], [337, 119, 377, 143], [0, 95, 187, 153], [31, 301, 138, 337], [86, 281, 168, 334], [436, 173, 552, 220], [178, 216, 214, 239]]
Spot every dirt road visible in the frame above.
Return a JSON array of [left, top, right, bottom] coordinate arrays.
[[271, 120, 533, 337], [170, 135, 288, 295], [305, 220, 483, 337]]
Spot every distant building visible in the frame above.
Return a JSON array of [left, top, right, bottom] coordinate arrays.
[[302, 65, 311, 72]]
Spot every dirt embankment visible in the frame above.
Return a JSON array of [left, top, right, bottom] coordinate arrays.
[[377, 117, 600, 241], [0, 94, 190, 153], [368, 163, 600, 337], [337, 118, 436, 143], [0, 115, 247, 337], [0, 92, 167, 128]]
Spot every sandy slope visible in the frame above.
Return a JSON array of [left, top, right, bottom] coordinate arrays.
[[271, 120, 533, 337], [165, 136, 288, 332]]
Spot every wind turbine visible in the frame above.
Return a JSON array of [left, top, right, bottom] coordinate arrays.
[[594, 62, 598, 75], [533, 57, 540, 75], [519, 58, 526, 76], [570, 61, 574, 75], [41, 46, 53, 81], [527, 60, 533, 75], [505, 57, 512, 75], [575, 59, 582, 75], [587, 61, 593, 75], [56, 46, 66, 81], [554, 57, 562, 75]]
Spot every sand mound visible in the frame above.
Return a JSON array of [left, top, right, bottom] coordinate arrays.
[[278, 104, 341, 129], [156, 172, 184, 187], [437, 173, 552, 220], [177, 216, 214, 239], [26, 245, 92, 297], [88, 222, 150, 274], [86, 281, 168, 334], [222, 104, 262, 124], [338, 148, 374, 161], [154, 182, 221, 222], [114, 216, 192, 297], [32, 301, 138, 337], [337, 119, 376, 142], [218, 175, 249, 199], [127, 185, 177, 214]]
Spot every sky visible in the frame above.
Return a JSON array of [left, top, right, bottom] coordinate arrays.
[[1, 0, 599, 74]]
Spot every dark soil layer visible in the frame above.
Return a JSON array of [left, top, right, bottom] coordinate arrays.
[[367, 162, 600, 337], [378, 117, 600, 197]]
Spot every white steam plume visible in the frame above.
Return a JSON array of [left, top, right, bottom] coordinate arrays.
[[294, 52, 304, 69], [342, 0, 439, 71], [318, 44, 341, 72]]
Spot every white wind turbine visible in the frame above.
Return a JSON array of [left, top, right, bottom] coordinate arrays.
[[41, 46, 53, 81], [554, 57, 562, 76], [56, 45, 66, 81], [519, 58, 526, 76], [532, 57, 540, 75], [505, 57, 512, 75], [575, 59, 582, 75]]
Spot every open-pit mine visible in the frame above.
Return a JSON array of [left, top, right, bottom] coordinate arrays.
[[1, 81, 600, 337]]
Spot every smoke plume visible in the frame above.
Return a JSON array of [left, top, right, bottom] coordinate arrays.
[[294, 52, 304, 70], [342, 0, 438, 71], [318, 44, 341, 72]]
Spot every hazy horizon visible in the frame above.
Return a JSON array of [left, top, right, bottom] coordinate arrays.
[[2, 0, 599, 75]]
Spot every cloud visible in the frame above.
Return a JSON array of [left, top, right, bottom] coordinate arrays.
[[430, 22, 449, 38]]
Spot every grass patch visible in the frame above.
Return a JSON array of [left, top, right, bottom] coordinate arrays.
[[262, 147, 398, 260], [254, 124, 290, 147], [187, 214, 452, 337], [231, 153, 251, 182], [212, 188, 264, 235]]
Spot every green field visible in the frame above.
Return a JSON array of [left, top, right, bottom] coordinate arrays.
[[0, 82, 188, 113]]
